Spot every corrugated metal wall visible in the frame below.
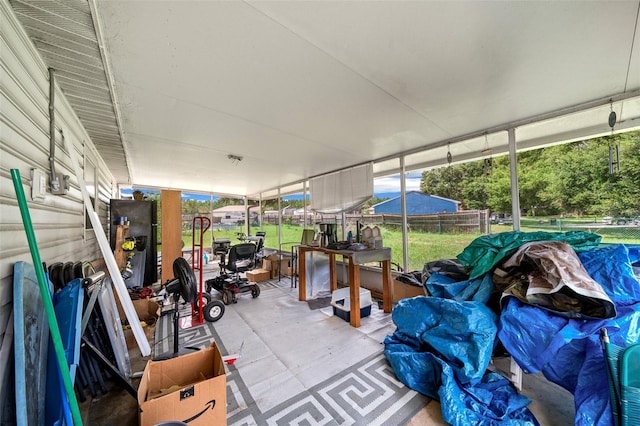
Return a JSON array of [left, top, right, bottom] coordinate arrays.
[[0, 0, 116, 409]]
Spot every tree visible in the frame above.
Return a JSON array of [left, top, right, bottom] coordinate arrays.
[[484, 156, 512, 213], [418, 130, 640, 217]]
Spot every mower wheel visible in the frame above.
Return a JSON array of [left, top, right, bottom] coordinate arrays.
[[222, 290, 233, 305], [251, 285, 260, 298], [203, 300, 225, 322]]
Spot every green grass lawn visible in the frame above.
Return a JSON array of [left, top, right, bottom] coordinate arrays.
[[177, 220, 640, 273]]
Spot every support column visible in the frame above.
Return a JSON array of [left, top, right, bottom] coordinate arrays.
[[508, 128, 521, 231], [400, 157, 408, 272], [161, 189, 182, 283]]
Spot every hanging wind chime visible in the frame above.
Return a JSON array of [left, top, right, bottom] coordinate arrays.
[[608, 103, 619, 175], [482, 134, 493, 177]]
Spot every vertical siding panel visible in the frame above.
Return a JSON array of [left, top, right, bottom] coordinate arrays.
[[0, 0, 117, 399]]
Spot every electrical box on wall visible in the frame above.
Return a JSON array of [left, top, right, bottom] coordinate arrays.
[[50, 172, 70, 195], [30, 168, 47, 201]]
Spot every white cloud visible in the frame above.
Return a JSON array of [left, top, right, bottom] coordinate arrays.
[[374, 172, 422, 194]]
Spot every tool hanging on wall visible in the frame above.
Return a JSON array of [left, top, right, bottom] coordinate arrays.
[[608, 103, 620, 175], [121, 238, 136, 251]]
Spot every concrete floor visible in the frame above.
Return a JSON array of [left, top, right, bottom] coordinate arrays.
[[78, 264, 576, 425]]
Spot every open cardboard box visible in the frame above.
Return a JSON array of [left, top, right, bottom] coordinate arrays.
[[261, 254, 290, 278], [138, 342, 227, 426], [115, 296, 160, 324], [392, 279, 425, 302]]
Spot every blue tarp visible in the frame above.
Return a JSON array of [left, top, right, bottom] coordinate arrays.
[[425, 271, 493, 304], [385, 234, 640, 426], [384, 297, 538, 425], [499, 244, 640, 426]]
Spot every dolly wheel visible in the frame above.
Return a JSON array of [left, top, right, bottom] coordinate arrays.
[[251, 285, 260, 298], [193, 292, 211, 314], [203, 300, 225, 322], [222, 290, 233, 305]]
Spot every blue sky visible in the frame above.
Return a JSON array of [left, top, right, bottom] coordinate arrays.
[[122, 171, 423, 201], [374, 171, 422, 194]]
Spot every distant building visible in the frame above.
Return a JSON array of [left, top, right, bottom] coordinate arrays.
[[211, 205, 259, 223], [370, 191, 460, 215]]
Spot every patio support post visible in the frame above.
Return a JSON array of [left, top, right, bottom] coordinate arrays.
[[277, 188, 282, 249], [508, 128, 521, 230], [400, 156, 409, 272]]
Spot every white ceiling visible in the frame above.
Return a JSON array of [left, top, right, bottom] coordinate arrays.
[[12, 1, 640, 199]]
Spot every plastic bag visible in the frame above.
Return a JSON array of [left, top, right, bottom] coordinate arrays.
[[498, 240, 615, 319]]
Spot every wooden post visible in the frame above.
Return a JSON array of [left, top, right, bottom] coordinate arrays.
[[382, 259, 393, 313], [329, 253, 337, 292], [113, 225, 130, 270], [349, 258, 361, 328], [161, 190, 182, 283], [298, 246, 308, 301]]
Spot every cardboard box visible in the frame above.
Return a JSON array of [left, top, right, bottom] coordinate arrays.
[[138, 343, 227, 426], [134, 298, 161, 322], [115, 296, 160, 324], [392, 279, 425, 302], [246, 268, 271, 283], [261, 254, 291, 278], [276, 259, 290, 277], [261, 259, 273, 276]]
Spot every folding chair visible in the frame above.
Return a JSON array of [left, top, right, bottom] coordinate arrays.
[[600, 328, 640, 426]]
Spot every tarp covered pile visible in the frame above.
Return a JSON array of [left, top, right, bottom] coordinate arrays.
[[384, 231, 640, 425]]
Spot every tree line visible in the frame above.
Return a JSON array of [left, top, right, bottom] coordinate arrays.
[[420, 131, 640, 217]]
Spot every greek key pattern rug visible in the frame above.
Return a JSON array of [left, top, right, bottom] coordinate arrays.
[[230, 351, 428, 426], [154, 282, 429, 425]]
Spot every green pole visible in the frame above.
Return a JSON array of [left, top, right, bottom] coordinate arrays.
[[11, 169, 83, 426]]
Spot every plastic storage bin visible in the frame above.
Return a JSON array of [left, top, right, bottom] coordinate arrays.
[[330, 287, 373, 322]]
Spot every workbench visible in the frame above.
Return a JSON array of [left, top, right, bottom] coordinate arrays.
[[297, 246, 393, 327]]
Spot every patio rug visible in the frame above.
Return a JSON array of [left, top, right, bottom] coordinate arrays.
[[154, 284, 430, 425]]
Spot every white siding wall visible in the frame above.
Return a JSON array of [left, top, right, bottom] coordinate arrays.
[[0, 0, 116, 392]]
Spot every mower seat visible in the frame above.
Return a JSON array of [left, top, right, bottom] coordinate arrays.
[[226, 243, 257, 274]]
